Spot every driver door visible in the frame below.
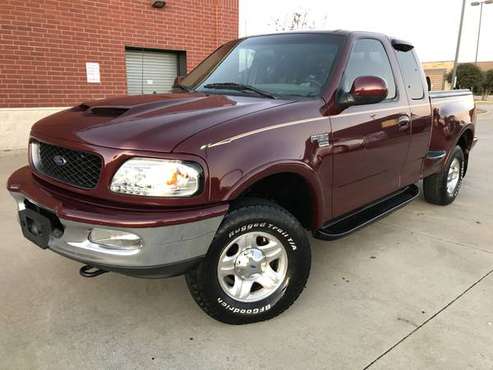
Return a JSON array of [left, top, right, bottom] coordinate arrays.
[[331, 38, 412, 217]]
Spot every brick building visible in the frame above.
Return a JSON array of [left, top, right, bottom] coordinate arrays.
[[0, 0, 239, 150]]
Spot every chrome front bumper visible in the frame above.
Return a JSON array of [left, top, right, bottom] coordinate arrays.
[[11, 193, 224, 277]]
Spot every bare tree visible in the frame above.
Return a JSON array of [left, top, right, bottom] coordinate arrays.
[[271, 10, 318, 32]]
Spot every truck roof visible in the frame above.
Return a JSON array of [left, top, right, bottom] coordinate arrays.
[[239, 30, 414, 52], [240, 30, 390, 40]]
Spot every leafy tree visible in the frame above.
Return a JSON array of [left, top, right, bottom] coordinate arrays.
[[447, 63, 484, 93], [482, 69, 493, 99]]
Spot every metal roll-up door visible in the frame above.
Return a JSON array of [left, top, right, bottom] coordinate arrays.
[[126, 50, 144, 95], [125, 49, 178, 95]]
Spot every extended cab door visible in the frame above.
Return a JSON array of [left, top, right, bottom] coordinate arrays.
[[331, 38, 412, 217], [394, 48, 433, 186]]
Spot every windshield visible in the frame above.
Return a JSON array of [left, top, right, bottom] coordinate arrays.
[[181, 33, 345, 98]]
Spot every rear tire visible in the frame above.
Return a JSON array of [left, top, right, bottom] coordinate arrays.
[[186, 200, 311, 325], [423, 145, 464, 205]]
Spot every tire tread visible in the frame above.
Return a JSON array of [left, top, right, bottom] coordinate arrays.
[[186, 200, 310, 324], [423, 145, 464, 205]]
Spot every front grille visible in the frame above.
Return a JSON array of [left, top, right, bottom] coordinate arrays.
[[32, 141, 102, 189]]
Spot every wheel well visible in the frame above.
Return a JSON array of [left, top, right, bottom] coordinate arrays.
[[235, 173, 314, 229], [457, 129, 473, 175]]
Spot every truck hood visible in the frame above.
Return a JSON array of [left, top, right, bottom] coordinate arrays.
[[31, 92, 292, 153]]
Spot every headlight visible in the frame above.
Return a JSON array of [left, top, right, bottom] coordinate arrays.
[[110, 158, 202, 197]]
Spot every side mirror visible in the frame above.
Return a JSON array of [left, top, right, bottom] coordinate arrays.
[[349, 76, 388, 105]]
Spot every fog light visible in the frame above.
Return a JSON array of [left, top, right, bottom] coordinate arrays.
[[89, 228, 142, 250]]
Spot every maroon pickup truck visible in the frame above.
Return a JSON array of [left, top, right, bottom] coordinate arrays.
[[8, 31, 477, 324]]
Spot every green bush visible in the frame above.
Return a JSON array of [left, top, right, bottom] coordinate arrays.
[[482, 70, 493, 98], [447, 63, 484, 93]]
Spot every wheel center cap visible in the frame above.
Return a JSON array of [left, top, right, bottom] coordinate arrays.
[[234, 248, 267, 279]]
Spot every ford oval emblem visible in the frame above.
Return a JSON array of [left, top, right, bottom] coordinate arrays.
[[53, 155, 67, 166]]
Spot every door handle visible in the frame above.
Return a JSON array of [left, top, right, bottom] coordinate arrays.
[[398, 115, 410, 131]]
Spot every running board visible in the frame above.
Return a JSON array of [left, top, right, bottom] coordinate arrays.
[[314, 184, 420, 241]]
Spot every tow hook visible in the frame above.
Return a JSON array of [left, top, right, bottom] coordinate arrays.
[[79, 265, 108, 278]]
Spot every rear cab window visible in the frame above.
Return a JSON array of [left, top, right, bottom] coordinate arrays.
[[396, 50, 425, 100]]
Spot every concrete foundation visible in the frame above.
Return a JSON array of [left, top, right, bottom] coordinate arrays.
[[0, 107, 67, 151]]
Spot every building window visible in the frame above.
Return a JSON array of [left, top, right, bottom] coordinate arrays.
[[125, 48, 185, 95]]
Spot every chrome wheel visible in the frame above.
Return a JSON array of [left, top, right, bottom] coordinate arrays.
[[447, 158, 461, 195], [217, 231, 288, 303]]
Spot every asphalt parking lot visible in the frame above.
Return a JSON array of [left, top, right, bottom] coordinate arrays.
[[1, 104, 492, 369]]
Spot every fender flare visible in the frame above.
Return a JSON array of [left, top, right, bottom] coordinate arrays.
[[224, 161, 325, 229], [444, 124, 474, 162], [455, 124, 474, 148], [425, 122, 475, 179], [453, 124, 475, 174]]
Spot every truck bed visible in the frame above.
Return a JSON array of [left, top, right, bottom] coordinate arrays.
[[424, 89, 476, 178]]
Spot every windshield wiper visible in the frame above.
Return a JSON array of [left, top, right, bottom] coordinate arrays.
[[203, 82, 276, 99], [174, 84, 194, 92]]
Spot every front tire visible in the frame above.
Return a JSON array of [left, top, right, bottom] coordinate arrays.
[[186, 200, 311, 324], [423, 145, 464, 205]]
